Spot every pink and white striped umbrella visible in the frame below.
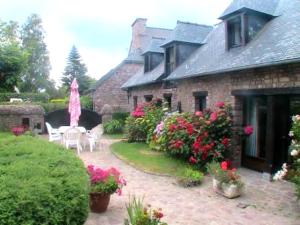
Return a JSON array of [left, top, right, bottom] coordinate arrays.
[[68, 78, 81, 127]]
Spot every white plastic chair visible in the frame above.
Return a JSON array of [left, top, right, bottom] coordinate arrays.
[[86, 124, 103, 152], [63, 127, 82, 154], [45, 122, 62, 142]]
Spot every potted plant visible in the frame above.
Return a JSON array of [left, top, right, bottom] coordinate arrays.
[[87, 165, 126, 213], [207, 161, 244, 199], [177, 168, 204, 187], [124, 196, 168, 225]]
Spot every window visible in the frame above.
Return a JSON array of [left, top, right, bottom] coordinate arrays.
[[227, 16, 242, 48], [165, 46, 175, 75], [144, 95, 153, 102], [144, 53, 164, 73], [163, 94, 172, 110], [22, 118, 30, 129], [193, 91, 207, 112], [133, 96, 138, 109]]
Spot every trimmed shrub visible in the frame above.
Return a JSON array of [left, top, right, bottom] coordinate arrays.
[[0, 92, 49, 103], [104, 119, 123, 134], [39, 102, 67, 113], [0, 134, 89, 225]]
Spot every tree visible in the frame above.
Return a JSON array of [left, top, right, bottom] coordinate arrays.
[[61, 46, 91, 94], [20, 14, 53, 92], [0, 20, 27, 92]]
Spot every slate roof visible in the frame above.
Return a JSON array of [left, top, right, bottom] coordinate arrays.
[[166, 0, 300, 81], [142, 38, 166, 54], [161, 21, 213, 47], [122, 62, 165, 89], [95, 26, 171, 89], [126, 27, 172, 62], [219, 0, 280, 19]]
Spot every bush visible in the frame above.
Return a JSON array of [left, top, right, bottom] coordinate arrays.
[[39, 102, 67, 113], [151, 102, 233, 169], [112, 112, 130, 125], [0, 92, 49, 103], [125, 99, 164, 142], [80, 95, 93, 110], [0, 134, 89, 225], [104, 119, 123, 134]]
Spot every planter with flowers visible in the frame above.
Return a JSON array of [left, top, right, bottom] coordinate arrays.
[[207, 161, 244, 199], [87, 165, 126, 213]]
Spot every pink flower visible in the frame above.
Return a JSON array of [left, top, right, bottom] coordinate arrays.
[[195, 111, 203, 117], [244, 125, 253, 136], [216, 102, 225, 108], [221, 161, 231, 170], [210, 112, 218, 122]]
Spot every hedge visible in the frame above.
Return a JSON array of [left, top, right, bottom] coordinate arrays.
[[0, 134, 89, 225], [112, 112, 130, 125], [0, 93, 49, 103]]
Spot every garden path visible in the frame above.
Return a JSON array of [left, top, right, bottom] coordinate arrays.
[[80, 138, 299, 225]]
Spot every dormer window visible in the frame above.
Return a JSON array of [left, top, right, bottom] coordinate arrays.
[[226, 12, 271, 50], [165, 46, 176, 75], [144, 53, 163, 73], [227, 16, 242, 48]]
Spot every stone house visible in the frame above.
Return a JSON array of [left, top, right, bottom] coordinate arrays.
[[122, 0, 300, 174], [92, 18, 172, 114]]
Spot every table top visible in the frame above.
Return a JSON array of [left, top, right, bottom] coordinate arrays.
[[58, 126, 86, 133]]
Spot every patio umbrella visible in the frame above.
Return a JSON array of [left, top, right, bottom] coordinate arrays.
[[68, 78, 81, 127]]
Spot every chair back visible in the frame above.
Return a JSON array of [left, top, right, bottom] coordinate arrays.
[[45, 122, 53, 134], [64, 128, 82, 142], [90, 124, 103, 140]]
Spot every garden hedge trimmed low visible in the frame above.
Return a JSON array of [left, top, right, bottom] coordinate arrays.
[[0, 134, 89, 225]]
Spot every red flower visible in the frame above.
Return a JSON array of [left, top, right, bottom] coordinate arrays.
[[210, 112, 218, 122], [174, 140, 184, 149], [216, 101, 225, 108], [186, 124, 194, 135], [222, 138, 230, 147], [169, 124, 177, 132], [244, 125, 253, 136], [221, 161, 231, 170], [193, 141, 200, 150], [189, 156, 197, 164], [195, 111, 203, 117]]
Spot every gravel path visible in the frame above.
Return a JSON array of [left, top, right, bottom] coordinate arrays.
[[79, 138, 300, 225]]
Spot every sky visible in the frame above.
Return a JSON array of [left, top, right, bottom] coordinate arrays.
[[0, 0, 232, 86]]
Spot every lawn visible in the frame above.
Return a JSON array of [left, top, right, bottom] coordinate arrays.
[[103, 133, 125, 139], [111, 141, 191, 177]]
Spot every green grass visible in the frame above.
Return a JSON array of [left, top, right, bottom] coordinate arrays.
[[104, 133, 125, 139], [111, 141, 190, 177]]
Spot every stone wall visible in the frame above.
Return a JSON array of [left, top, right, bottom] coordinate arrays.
[[128, 63, 300, 166], [93, 62, 142, 114], [129, 83, 178, 112]]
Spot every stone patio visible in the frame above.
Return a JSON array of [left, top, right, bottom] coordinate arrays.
[[76, 137, 299, 225]]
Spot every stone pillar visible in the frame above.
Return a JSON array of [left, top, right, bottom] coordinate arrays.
[[100, 104, 113, 124]]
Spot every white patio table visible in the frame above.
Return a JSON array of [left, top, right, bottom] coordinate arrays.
[[58, 126, 86, 134]]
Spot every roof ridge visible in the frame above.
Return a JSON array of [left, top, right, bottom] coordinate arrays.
[[176, 20, 213, 28], [145, 26, 173, 31]]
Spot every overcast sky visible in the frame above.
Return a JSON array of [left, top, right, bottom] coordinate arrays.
[[0, 0, 231, 86]]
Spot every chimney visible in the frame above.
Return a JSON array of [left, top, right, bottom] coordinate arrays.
[[129, 18, 147, 52]]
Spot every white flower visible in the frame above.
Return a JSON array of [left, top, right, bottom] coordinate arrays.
[[289, 131, 294, 137], [291, 149, 298, 157], [273, 163, 288, 181]]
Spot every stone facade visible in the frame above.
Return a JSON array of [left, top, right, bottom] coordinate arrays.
[[93, 62, 142, 114], [129, 83, 178, 111], [128, 63, 300, 166], [0, 105, 45, 132]]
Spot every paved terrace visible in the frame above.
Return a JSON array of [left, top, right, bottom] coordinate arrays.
[[76, 137, 300, 225]]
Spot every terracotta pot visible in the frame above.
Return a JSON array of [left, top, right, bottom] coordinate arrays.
[[89, 192, 111, 213]]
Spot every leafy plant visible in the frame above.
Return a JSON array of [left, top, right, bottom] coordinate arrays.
[[177, 168, 204, 187], [124, 196, 168, 225], [80, 95, 93, 110], [0, 134, 89, 225], [113, 112, 130, 125], [104, 119, 123, 134]]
